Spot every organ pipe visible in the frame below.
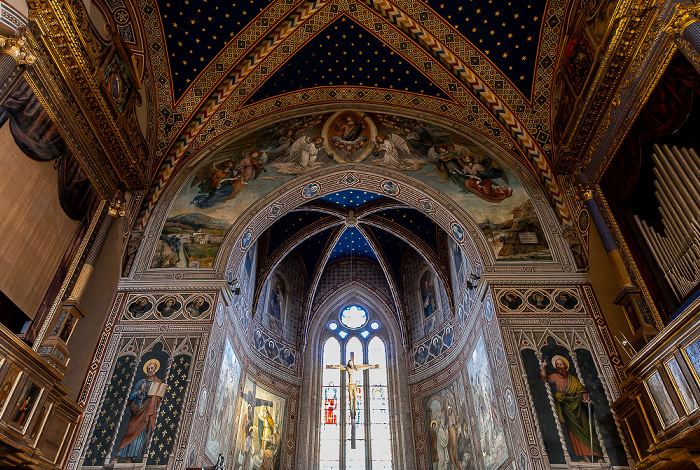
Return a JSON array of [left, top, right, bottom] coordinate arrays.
[[634, 144, 700, 300]]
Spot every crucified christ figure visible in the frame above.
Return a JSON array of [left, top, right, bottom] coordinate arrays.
[[326, 353, 378, 422]]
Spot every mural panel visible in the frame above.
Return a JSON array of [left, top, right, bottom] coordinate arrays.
[[521, 336, 628, 466], [423, 374, 475, 470], [232, 376, 287, 470], [82, 338, 198, 468], [205, 339, 242, 464], [152, 112, 551, 268], [466, 334, 508, 470]]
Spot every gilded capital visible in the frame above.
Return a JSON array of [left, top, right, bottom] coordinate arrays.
[[108, 193, 127, 218], [578, 184, 594, 202], [666, 6, 700, 34], [0, 34, 35, 66]]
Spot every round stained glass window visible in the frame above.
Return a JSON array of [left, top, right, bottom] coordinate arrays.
[[340, 306, 367, 329]]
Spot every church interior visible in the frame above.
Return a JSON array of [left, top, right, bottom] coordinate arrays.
[[2, 0, 700, 468]]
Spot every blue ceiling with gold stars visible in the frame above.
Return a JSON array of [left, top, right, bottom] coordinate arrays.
[[260, 189, 445, 290], [160, 0, 274, 100], [327, 227, 378, 264], [318, 189, 385, 208], [420, 0, 549, 97], [243, 15, 454, 106], [151, 0, 553, 105]]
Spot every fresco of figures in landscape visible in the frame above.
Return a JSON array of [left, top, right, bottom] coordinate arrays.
[[152, 111, 551, 268], [205, 339, 242, 464], [466, 335, 508, 470], [521, 336, 627, 466], [232, 377, 287, 470], [424, 375, 476, 470]]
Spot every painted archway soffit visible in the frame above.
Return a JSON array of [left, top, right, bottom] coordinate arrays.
[[103, 0, 571, 228], [124, 0, 563, 151]]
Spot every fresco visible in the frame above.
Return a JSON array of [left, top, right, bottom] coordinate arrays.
[[232, 377, 287, 470], [152, 111, 551, 268], [411, 323, 455, 370], [521, 337, 628, 466], [423, 374, 476, 470], [82, 341, 195, 467], [466, 335, 508, 470], [205, 339, 242, 464]]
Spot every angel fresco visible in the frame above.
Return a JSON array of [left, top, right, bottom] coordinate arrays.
[[270, 135, 327, 175], [372, 134, 427, 171], [428, 144, 513, 203], [190, 151, 268, 209]]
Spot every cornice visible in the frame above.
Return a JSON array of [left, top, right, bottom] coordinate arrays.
[[25, 0, 149, 198], [553, 0, 658, 175]]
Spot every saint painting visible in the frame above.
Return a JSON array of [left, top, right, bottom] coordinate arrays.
[[157, 297, 181, 317], [540, 355, 603, 463], [128, 297, 152, 318], [268, 281, 284, 322], [111, 359, 167, 464], [500, 291, 523, 310], [421, 273, 438, 318], [186, 297, 210, 318]]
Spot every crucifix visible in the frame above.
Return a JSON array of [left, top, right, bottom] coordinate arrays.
[[326, 352, 378, 448]]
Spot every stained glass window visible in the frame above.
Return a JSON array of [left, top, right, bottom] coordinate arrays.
[[321, 338, 341, 470], [319, 308, 392, 469], [368, 337, 391, 469], [340, 306, 367, 329]]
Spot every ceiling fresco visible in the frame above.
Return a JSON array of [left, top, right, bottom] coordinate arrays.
[[149, 110, 552, 270], [99, 0, 568, 207]]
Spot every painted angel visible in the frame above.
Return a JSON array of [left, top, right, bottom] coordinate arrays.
[[190, 151, 268, 209], [270, 135, 327, 175], [428, 144, 512, 203], [372, 133, 427, 171]]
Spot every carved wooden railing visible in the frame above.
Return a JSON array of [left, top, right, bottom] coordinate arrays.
[[612, 297, 700, 469], [0, 324, 82, 468]]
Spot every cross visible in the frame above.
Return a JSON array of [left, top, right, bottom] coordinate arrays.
[[326, 352, 378, 448]]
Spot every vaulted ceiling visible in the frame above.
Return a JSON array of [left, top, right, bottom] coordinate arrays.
[[94, 0, 567, 190], [254, 189, 453, 314]]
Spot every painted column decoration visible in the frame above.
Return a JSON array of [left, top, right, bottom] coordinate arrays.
[[38, 195, 126, 372]]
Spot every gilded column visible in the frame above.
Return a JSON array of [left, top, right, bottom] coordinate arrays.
[[668, 8, 700, 54], [579, 186, 658, 347], [38, 195, 125, 373], [0, 34, 34, 87]]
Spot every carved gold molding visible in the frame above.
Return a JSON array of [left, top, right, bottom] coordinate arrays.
[[25, 0, 149, 199]]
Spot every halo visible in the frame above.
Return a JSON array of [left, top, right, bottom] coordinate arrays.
[[143, 358, 161, 374], [430, 419, 437, 428], [551, 355, 569, 370]]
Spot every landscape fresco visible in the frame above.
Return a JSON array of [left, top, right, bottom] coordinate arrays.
[[152, 111, 552, 268]]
